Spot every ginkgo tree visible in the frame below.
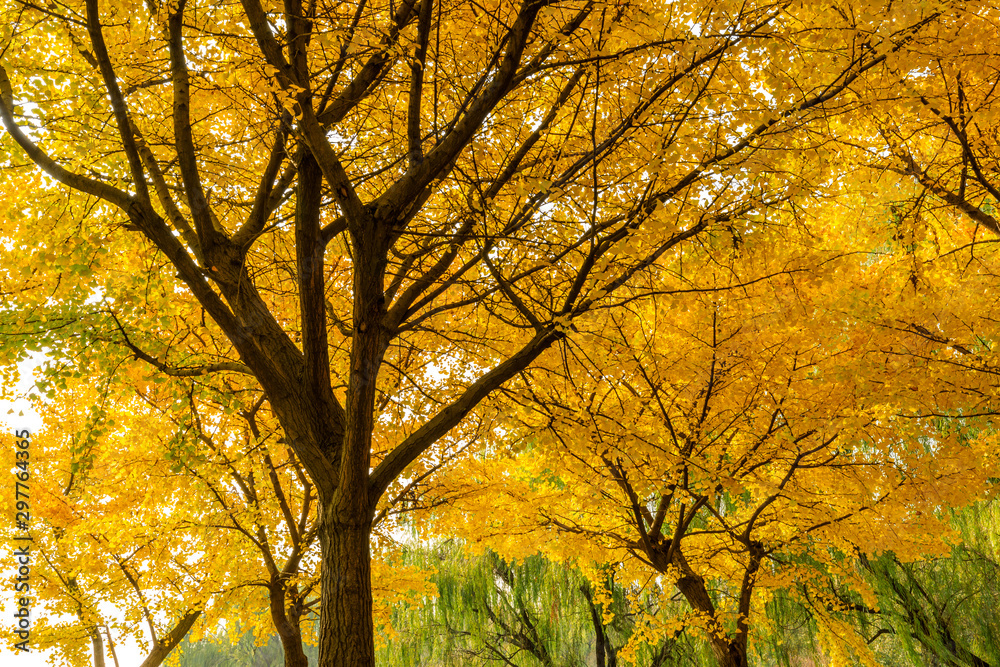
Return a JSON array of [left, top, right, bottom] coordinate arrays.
[[866, 20, 1000, 238], [447, 193, 1000, 666], [1, 380, 223, 667], [3, 355, 439, 667], [8, 396, 442, 667], [0, 0, 993, 665]]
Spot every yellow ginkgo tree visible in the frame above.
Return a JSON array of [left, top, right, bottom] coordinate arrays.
[[451, 199, 1000, 667], [2, 0, 999, 664], [2, 382, 221, 667], [5, 359, 440, 667]]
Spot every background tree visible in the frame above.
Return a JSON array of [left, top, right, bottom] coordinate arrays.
[[379, 542, 694, 667], [0, 0, 988, 664], [847, 500, 1000, 667], [175, 624, 301, 667], [0, 380, 217, 667], [448, 220, 1000, 667], [1, 354, 439, 666]]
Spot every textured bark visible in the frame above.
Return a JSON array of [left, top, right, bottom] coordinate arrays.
[[309, 182, 388, 667], [269, 584, 310, 667], [317, 514, 375, 667]]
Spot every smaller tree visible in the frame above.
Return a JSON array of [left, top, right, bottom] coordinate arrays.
[[2, 381, 215, 667], [448, 226, 1000, 667], [7, 355, 441, 667]]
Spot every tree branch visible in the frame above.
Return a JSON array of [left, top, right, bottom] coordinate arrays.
[[407, 0, 434, 168], [167, 0, 224, 251], [85, 0, 150, 205]]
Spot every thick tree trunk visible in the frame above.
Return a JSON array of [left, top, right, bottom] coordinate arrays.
[[673, 570, 748, 667], [316, 512, 375, 667], [666, 549, 749, 667], [705, 638, 748, 667], [310, 167, 387, 667]]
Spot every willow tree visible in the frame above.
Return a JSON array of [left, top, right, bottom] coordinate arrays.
[[854, 501, 1000, 667], [380, 544, 688, 667], [0, 0, 972, 664]]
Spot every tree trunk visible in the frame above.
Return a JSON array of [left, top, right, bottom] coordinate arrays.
[[268, 584, 310, 667], [673, 570, 748, 667], [316, 512, 375, 667], [310, 173, 386, 667], [276, 626, 310, 667], [137, 611, 201, 667], [669, 549, 748, 667], [705, 638, 748, 667], [89, 627, 106, 667]]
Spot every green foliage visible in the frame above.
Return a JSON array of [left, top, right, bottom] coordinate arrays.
[[860, 500, 1000, 667], [755, 591, 826, 667], [756, 498, 1000, 667], [175, 624, 316, 667], [377, 543, 706, 667]]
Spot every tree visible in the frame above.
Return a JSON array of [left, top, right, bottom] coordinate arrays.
[[849, 500, 1000, 667], [3, 351, 436, 667], [1, 380, 215, 667], [175, 624, 301, 667], [0, 0, 983, 664], [379, 542, 691, 667], [864, 12, 1000, 239], [745, 499, 1000, 667], [453, 228, 1000, 667]]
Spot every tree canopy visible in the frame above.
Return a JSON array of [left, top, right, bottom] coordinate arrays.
[[452, 226, 1000, 665], [3, 0, 1000, 666]]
